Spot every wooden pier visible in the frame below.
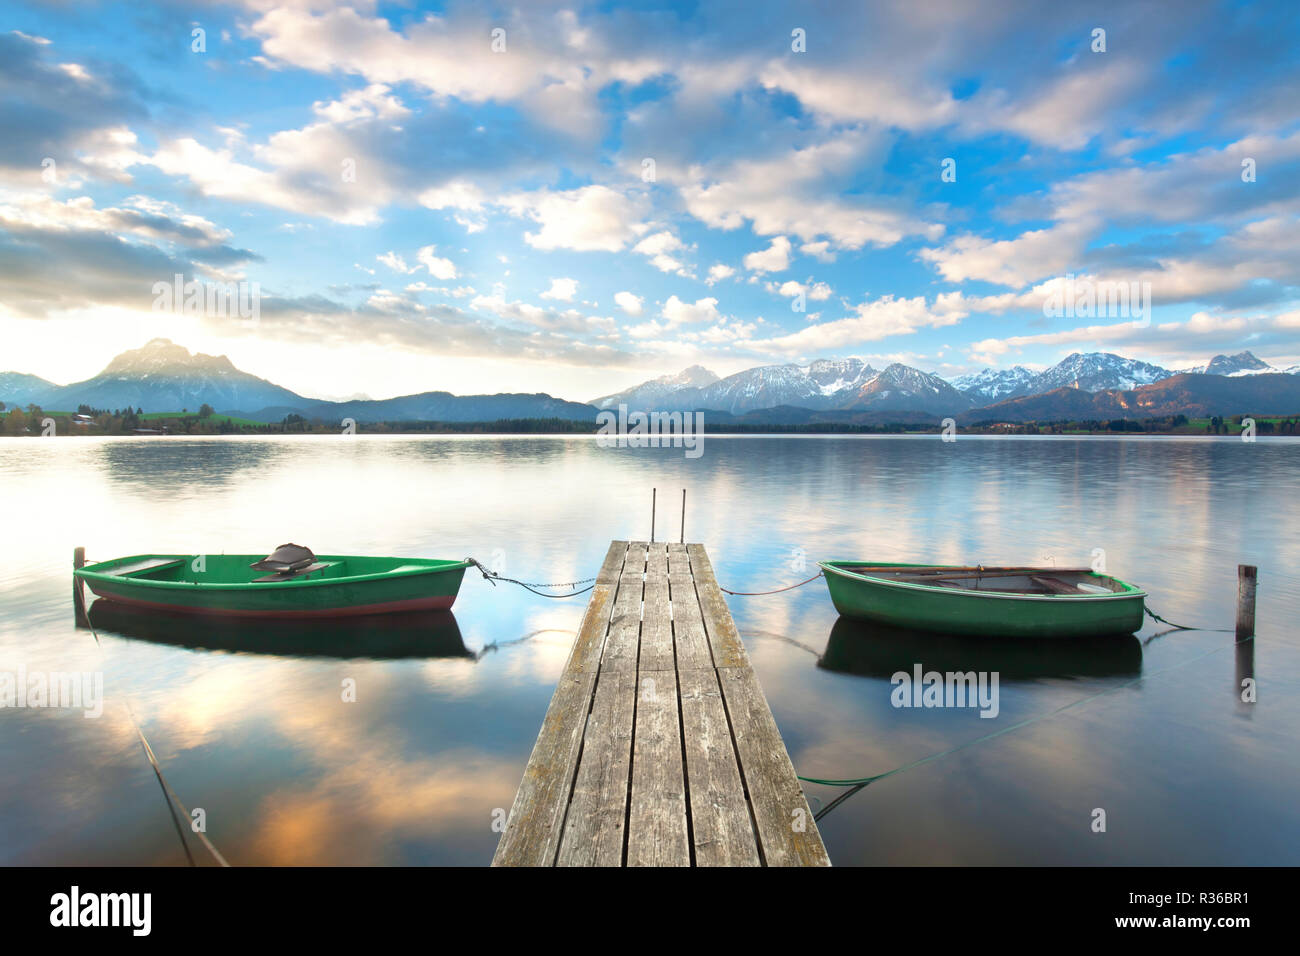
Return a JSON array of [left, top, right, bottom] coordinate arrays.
[[492, 540, 830, 867]]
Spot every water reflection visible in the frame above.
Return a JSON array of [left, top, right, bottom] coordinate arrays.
[[818, 617, 1143, 681], [3, 434, 1297, 865], [86, 601, 473, 660]]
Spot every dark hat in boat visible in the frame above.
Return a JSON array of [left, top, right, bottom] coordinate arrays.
[[250, 543, 316, 574]]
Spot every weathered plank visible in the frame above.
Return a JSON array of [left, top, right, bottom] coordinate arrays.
[[667, 541, 690, 575], [598, 540, 630, 580], [669, 572, 713, 671], [679, 668, 760, 866], [625, 541, 648, 571], [555, 667, 637, 866], [646, 541, 668, 575], [717, 666, 831, 867], [603, 570, 643, 674], [491, 541, 624, 866], [626, 665, 690, 866], [641, 559, 674, 672], [686, 543, 750, 668]]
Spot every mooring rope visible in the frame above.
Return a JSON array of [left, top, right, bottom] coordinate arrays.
[[1143, 606, 1234, 633], [465, 558, 597, 598], [78, 594, 231, 867], [797, 635, 1254, 787], [719, 571, 825, 596]]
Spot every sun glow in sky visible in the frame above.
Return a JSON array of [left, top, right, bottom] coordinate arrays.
[[1, 0, 1299, 402]]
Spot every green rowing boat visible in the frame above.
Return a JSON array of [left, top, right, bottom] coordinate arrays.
[[75, 544, 470, 618], [819, 561, 1146, 638]]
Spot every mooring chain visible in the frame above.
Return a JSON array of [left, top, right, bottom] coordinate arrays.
[[465, 558, 597, 598], [718, 571, 825, 596]]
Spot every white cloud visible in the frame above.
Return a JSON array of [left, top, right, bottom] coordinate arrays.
[[632, 230, 692, 275], [377, 251, 409, 273], [627, 294, 722, 338], [919, 223, 1090, 288], [470, 292, 615, 334], [706, 263, 735, 284], [800, 241, 835, 263], [541, 277, 579, 301], [416, 245, 457, 280], [614, 291, 643, 315], [743, 235, 792, 273], [680, 134, 942, 251], [776, 280, 833, 300], [661, 295, 720, 327], [503, 185, 647, 252], [742, 294, 966, 355]]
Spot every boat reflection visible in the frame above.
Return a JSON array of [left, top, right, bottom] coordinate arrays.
[[818, 616, 1142, 681], [86, 599, 473, 661]]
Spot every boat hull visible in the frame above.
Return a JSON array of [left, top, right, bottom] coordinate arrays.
[[819, 562, 1146, 638], [76, 554, 469, 619]]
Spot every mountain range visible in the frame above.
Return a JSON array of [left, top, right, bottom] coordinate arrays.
[[2, 339, 1298, 425], [592, 350, 1300, 416], [0, 339, 597, 423]]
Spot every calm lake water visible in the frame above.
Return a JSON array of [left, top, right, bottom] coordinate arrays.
[[2, 434, 1298, 865]]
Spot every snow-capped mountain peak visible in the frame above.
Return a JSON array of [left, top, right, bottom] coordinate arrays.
[[802, 358, 878, 395], [949, 365, 1038, 403], [1179, 351, 1274, 376], [655, 365, 720, 388], [1030, 352, 1173, 393]]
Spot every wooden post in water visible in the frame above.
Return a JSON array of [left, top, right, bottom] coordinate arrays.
[[1236, 564, 1257, 640], [650, 487, 656, 543], [680, 488, 686, 544], [73, 546, 88, 628]]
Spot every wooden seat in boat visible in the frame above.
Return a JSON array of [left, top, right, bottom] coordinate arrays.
[[103, 558, 186, 577]]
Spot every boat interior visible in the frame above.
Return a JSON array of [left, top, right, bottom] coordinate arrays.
[[841, 566, 1129, 596]]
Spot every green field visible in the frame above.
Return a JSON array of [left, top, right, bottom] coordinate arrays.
[[137, 411, 266, 427]]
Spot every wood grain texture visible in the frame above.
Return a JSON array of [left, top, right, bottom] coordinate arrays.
[[555, 667, 637, 866], [602, 570, 643, 674], [667, 541, 690, 575], [718, 667, 831, 867], [641, 559, 674, 673], [627, 665, 690, 866], [679, 668, 760, 866], [687, 544, 750, 669], [669, 572, 714, 671]]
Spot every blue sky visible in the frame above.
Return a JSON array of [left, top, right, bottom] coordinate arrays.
[[2, 0, 1298, 402]]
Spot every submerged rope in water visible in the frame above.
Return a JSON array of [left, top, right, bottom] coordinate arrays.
[[80, 604, 231, 867], [798, 636, 1254, 787], [475, 627, 577, 659]]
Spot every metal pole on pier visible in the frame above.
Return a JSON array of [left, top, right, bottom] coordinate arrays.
[[680, 488, 686, 544], [1236, 564, 1257, 640], [650, 488, 656, 543]]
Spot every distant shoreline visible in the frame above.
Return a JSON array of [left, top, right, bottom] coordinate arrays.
[[3, 408, 1296, 438]]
